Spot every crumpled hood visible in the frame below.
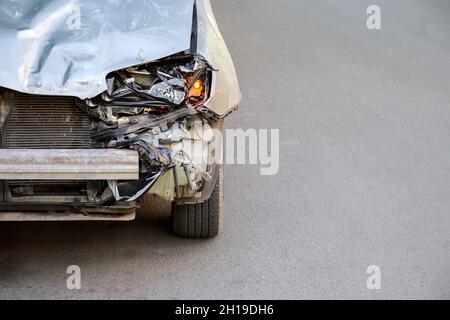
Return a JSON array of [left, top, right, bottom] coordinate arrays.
[[0, 0, 194, 98]]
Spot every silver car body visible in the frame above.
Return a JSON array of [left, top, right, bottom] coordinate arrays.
[[0, 0, 240, 221]]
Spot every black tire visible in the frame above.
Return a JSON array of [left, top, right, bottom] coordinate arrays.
[[171, 166, 224, 238]]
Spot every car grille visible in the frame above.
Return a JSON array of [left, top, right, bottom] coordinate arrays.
[[3, 92, 95, 149]]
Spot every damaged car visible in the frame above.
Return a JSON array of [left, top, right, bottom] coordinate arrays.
[[0, 0, 240, 238]]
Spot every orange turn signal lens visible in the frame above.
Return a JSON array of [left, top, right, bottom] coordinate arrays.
[[189, 80, 203, 97], [194, 80, 203, 90]]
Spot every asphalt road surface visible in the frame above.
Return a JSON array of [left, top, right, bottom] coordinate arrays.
[[1, 0, 449, 299]]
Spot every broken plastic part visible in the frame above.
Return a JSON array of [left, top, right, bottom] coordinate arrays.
[[148, 82, 185, 105], [108, 169, 165, 202]]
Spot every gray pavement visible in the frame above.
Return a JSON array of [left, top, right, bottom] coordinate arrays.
[[1, 0, 450, 299]]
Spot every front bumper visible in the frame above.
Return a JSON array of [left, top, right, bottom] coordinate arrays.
[[0, 149, 139, 181]]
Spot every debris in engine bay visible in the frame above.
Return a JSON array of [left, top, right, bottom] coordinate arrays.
[[77, 55, 217, 202]]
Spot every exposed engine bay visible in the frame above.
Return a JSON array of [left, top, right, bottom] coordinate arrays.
[[77, 54, 220, 203]]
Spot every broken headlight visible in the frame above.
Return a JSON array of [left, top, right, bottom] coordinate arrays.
[[83, 54, 213, 120]]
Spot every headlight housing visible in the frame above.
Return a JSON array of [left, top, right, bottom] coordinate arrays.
[[85, 54, 213, 118]]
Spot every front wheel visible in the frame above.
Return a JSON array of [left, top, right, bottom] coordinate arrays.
[[171, 166, 224, 238]]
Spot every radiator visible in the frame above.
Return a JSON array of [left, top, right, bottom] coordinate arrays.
[[3, 93, 95, 149]]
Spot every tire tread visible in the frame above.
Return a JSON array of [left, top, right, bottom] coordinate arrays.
[[171, 167, 223, 239]]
